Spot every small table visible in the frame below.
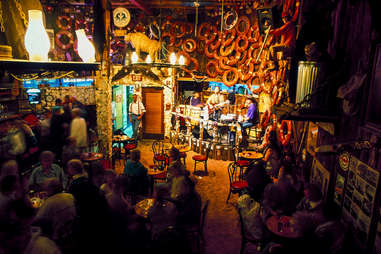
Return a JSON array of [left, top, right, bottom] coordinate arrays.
[[266, 215, 300, 239], [135, 198, 155, 218], [81, 152, 103, 162], [239, 151, 263, 160], [174, 144, 191, 153], [147, 165, 167, 177]]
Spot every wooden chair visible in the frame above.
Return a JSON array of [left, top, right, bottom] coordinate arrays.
[[238, 208, 264, 254], [152, 140, 168, 170], [226, 162, 248, 203], [192, 145, 211, 177]]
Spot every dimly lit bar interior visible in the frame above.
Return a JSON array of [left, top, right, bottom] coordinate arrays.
[[1, 0, 381, 253]]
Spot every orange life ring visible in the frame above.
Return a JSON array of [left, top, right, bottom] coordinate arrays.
[[56, 15, 72, 30], [210, 32, 222, 50], [55, 30, 74, 50], [174, 38, 183, 48], [247, 25, 259, 42], [197, 22, 210, 40], [197, 39, 206, 55], [183, 38, 196, 53], [206, 25, 217, 44], [235, 34, 249, 52], [279, 120, 292, 146], [223, 68, 239, 87], [239, 62, 254, 81], [170, 21, 186, 38], [161, 19, 171, 31], [271, 113, 277, 129], [219, 56, 231, 70], [161, 32, 175, 46], [219, 43, 235, 56], [181, 54, 199, 74], [204, 43, 215, 58], [236, 16, 250, 35], [226, 51, 240, 66], [237, 50, 248, 66], [185, 22, 194, 35], [222, 28, 236, 46], [260, 110, 271, 128], [206, 60, 219, 78]]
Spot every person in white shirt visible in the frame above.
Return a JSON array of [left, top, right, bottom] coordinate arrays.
[[69, 108, 88, 152], [206, 86, 228, 120], [129, 94, 146, 140]]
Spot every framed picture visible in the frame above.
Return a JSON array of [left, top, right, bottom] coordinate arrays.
[[306, 122, 319, 156], [366, 44, 381, 129], [310, 159, 330, 200]]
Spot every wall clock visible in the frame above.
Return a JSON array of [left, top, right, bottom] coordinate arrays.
[[113, 7, 130, 28]]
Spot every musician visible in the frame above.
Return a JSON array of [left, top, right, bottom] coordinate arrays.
[[239, 97, 259, 139], [207, 86, 228, 120], [129, 94, 146, 140], [190, 91, 203, 107]]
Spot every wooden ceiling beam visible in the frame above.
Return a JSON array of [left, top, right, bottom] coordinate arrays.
[[128, 0, 153, 15]]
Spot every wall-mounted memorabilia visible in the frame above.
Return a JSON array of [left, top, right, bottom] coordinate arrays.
[[341, 155, 379, 246], [310, 158, 330, 200], [334, 173, 345, 206], [306, 122, 318, 156], [339, 151, 350, 171], [113, 7, 131, 28]]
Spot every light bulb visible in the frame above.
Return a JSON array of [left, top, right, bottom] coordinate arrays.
[[24, 10, 50, 61], [170, 52, 176, 65], [179, 55, 185, 65], [131, 52, 138, 63], [145, 54, 152, 64], [75, 29, 96, 63]]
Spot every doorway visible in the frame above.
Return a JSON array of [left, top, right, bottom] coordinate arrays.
[[112, 85, 133, 137], [142, 87, 164, 139]]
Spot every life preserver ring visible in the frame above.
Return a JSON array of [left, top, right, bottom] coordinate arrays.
[[219, 56, 230, 70], [57, 15, 72, 30], [161, 32, 175, 46], [248, 25, 259, 43], [223, 68, 239, 87], [181, 53, 199, 74], [185, 22, 194, 35], [272, 86, 283, 106], [239, 62, 254, 81], [271, 113, 277, 129], [148, 23, 160, 39], [235, 34, 249, 52], [206, 60, 219, 78], [279, 120, 292, 146], [174, 38, 183, 48], [219, 42, 235, 56], [206, 25, 218, 44], [223, 10, 238, 30], [260, 110, 271, 128], [170, 21, 186, 38], [161, 19, 171, 32], [55, 30, 74, 50], [210, 32, 222, 50], [222, 28, 236, 46], [183, 38, 196, 53], [237, 50, 248, 66], [236, 16, 250, 35], [197, 39, 206, 55], [197, 22, 210, 40], [226, 50, 241, 66], [75, 19, 90, 34], [204, 43, 215, 58]]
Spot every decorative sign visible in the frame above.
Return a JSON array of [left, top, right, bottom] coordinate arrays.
[[342, 155, 379, 246], [113, 8, 130, 28], [339, 151, 350, 171], [310, 159, 330, 200], [132, 74, 142, 81], [306, 122, 319, 156]]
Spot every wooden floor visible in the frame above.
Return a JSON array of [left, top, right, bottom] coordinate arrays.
[[115, 139, 260, 254]]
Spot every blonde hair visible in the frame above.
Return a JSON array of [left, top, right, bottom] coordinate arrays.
[[67, 159, 83, 174]]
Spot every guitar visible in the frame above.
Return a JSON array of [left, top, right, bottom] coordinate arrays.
[[207, 100, 230, 114]]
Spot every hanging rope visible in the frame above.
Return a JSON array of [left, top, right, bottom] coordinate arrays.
[[194, 1, 199, 37], [220, 0, 224, 33]]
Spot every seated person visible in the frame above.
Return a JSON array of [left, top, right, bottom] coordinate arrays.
[[244, 160, 271, 202], [190, 91, 203, 107], [262, 131, 282, 180], [239, 97, 259, 138], [123, 150, 149, 196], [167, 163, 193, 203], [100, 169, 117, 196], [296, 183, 324, 214], [28, 151, 67, 191], [61, 137, 81, 170], [167, 147, 187, 176]]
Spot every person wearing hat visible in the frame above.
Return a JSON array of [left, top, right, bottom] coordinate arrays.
[[239, 97, 259, 144]]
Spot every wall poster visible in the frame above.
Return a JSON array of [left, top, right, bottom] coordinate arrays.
[[310, 159, 330, 200], [341, 155, 379, 246]]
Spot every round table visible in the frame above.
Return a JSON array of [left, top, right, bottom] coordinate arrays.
[[239, 151, 263, 160], [81, 152, 103, 162], [266, 215, 301, 239], [135, 198, 155, 218]]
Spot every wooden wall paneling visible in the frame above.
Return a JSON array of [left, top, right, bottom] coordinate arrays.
[[142, 87, 164, 139]]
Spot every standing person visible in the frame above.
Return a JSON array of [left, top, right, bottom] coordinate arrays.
[[50, 106, 66, 160], [129, 94, 146, 140], [69, 108, 88, 153], [206, 86, 228, 120]]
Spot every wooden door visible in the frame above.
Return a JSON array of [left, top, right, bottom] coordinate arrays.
[[142, 87, 164, 139]]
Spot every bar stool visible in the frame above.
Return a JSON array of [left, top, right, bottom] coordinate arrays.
[[192, 145, 211, 177]]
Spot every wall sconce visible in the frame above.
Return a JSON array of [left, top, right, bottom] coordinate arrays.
[[145, 54, 152, 64], [75, 29, 96, 63], [170, 52, 176, 65], [131, 51, 138, 64], [24, 10, 50, 61]]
